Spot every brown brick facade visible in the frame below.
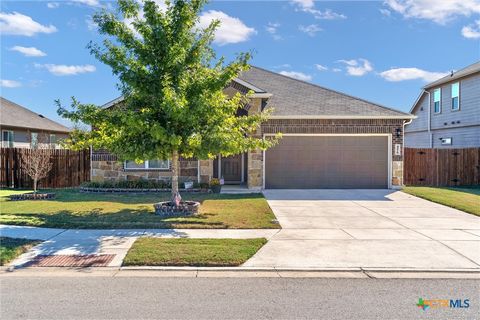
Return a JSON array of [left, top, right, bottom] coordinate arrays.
[[262, 118, 405, 161], [91, 118, 407, 188], [91, 155, 198, 184]]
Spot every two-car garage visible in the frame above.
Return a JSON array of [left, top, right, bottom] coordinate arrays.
[[264, 135, 390, 189]]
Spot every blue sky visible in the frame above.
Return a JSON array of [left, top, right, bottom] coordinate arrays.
[[1, 0, 479, 127]]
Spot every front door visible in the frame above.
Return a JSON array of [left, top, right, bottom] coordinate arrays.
[[221, 154, 242, 183]]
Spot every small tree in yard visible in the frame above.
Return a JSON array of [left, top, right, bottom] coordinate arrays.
[[57, 0, 278, 204], [20, 133, 53, 194]]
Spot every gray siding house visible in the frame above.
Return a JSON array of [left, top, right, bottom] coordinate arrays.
[[0, 97, 71, 148], [405, 61, 480, 148]]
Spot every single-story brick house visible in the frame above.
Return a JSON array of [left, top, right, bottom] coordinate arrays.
[[92, 66, 414, 189]]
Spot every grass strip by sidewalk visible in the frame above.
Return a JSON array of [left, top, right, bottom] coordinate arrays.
[[402, 186, 480, 216], [0, 237, 40, 266], [123, 238, 267, 267]]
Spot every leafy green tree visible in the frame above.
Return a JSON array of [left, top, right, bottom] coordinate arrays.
[[57, 0, 277, 203]]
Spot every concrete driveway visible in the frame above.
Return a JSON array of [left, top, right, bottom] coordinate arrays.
[[244, 189, 480, 270]]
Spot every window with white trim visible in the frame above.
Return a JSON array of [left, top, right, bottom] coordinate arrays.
[[2, 130, 14, 148], [124, 160, 170, 170], [433, 88, 441, 113], [451, 82, 460, 111]]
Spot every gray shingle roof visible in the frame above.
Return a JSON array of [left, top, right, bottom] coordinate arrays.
[[0, 97, 71, 132], [238, 66, 412, 118], [424, 61, 480, 89]]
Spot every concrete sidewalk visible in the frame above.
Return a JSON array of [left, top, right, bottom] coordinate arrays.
[[0, 225, 279, 268]]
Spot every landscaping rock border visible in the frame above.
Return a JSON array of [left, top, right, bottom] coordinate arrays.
[[9, 193, 56, 201], [154, 201, 200, 216]]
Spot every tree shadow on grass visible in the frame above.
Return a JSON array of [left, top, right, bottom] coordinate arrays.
[[1, 189, 265, 205], [1, 208, 229, 229]]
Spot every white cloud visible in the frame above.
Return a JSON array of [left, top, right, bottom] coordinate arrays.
[[314, 9, 347, 20], [290, 0, 346, 20], [385, 0, 480, 24], [86, 16, 97, 31], [36, 64, 96, 76], [337, 58, 373, 76], [462, 20, 480, 38], [0, 79, 21, 88], [379, 67, 449, 82], [279, 70, 312, 81], [315, 64, 328, 71], [380, 8, 391, 17], [291, 0, 315, 10], [332, 68, 342, 72], [199, 10, 256, 45], [47, 2, 59, 9], [0, 12, 57, 36], [72, 0, 101, 7], [265, 22, 282, 40], [10, 46, 46, 57], [337, 59, 358, 66], [299, 24, 322, 36], [265, 22, 279, 34]]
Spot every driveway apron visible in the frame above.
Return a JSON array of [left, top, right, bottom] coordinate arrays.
[[244, 189, 480, 270]]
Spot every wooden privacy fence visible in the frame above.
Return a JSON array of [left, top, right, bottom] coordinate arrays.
[[404, 147, 480, 186], [0, 148, 90, 189]]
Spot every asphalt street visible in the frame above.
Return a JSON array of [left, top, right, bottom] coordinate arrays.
[[1, 276, 479, 319]]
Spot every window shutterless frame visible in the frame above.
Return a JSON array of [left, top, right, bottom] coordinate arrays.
[[2, 130, 14, 148], [451, 82, 460, 111], [433, 88, 441, 114], [124, 160, 170, 170]]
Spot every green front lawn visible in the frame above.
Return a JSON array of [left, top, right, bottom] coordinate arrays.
[[402, 186, 480, 216], [0, 237, 40, 266], [0, 189, 279, 229], [123, 238, 267, 266]]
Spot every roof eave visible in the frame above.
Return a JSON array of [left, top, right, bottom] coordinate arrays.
[[269, 115, 415, 120], [423, 70, 480, 89]]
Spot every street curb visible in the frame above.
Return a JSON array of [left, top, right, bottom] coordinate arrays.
[[2, 266, 480, 279]]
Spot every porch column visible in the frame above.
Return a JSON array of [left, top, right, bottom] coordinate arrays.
[[247, 97, 264, 190], [247, 150, 263, 190], [199, 159, 213, 183]]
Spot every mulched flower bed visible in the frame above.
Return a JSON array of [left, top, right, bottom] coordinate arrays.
[[9, 193, 56, 201], [80, 187, 207, 193]]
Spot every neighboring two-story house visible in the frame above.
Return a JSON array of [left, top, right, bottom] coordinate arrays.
[[405, 61, 480, 148], [0, 97, 71, 148]]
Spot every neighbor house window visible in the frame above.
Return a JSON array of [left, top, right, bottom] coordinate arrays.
[[124, 160, 170, 170], [30, 132, 38, 148], [49, 134, 56, 147], [451, 82, 460, 111], [2, 130, 14, 148], [433, 88, 441, 113]]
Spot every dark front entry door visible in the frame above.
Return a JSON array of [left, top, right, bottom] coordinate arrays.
[[221, 154, 242, 183]]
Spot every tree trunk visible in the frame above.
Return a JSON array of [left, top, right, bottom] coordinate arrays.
[[33, 176, 37, 194], [170, 150, 181, 205]]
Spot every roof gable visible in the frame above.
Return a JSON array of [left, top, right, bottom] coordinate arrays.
[[0, 97, 71, 133], [238, 66, 412, 118]]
